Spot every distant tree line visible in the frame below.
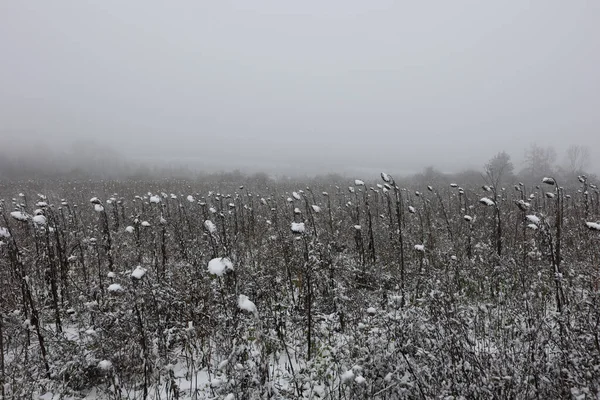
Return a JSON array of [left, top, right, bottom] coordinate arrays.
[[410, 143, 594, 189], [0, 141, 594, 187]]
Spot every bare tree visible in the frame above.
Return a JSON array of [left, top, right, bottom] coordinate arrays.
[[565, 144, 590, 174], [521, 143, 557, 181], [484, 151, 514, 187]]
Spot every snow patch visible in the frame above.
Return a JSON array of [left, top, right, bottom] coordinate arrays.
[[238, 294, 257, 313], [32, 215, 47, 225], [479, 197, 495, 206], [131, 266, 147, 280], [108, 284, 123, 292], [291, 222, 305, 233], [585, 221, 600, 231], [10, 211, 28, 221], [204, 220, 217, 234], [341, 370, 355, 383], [98, 360, 113, 371], [516, 200, 530, 211], [381, 172, 392, 183], [208, 257, 234, 276], [542, 177, 555, 185]]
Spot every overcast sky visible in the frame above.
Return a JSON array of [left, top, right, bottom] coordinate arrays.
[[1, 1, 599, 175]]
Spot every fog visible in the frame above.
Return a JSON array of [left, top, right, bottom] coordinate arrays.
[[1, 1, 599, 177]]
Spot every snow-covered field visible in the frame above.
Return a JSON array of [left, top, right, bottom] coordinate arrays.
[[1, 174, 600, 399]]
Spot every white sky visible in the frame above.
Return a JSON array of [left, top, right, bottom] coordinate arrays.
[[1, 0, 599, 175]]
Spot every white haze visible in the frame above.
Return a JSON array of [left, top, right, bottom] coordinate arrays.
[[1, 1, 599, 176]]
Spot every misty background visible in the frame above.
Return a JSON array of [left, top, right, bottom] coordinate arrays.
[[1, 1, 598, 178]]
